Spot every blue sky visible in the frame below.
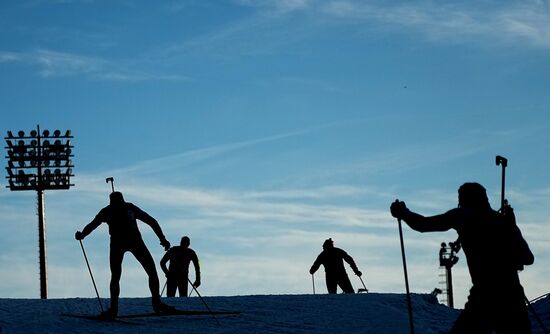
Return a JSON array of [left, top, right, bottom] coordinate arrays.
[[1, 0, 549, 307]]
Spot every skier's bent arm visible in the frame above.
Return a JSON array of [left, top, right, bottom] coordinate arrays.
[[309, 255, 323, 275], [160, 251, 171, 276], [133, 205, 170, 249], [76, 214, 104, 239], [342, 252, 361, 276], [192, 252, 201, 286]]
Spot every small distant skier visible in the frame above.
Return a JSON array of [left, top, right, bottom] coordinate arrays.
[[391, 182, 534, 334], [75, 191, 174, 318], [160, 236, 201, 297], [309, 238, 363, 294]]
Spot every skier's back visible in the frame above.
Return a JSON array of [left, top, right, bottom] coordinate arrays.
[[391, 182, 534, 333]]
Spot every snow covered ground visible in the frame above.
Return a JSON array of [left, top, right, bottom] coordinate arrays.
[[0, 293, 548, 333]]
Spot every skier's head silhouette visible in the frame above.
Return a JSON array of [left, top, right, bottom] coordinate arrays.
[[323, 238, 334, 250], [109, 191, 125, 207], [458, 182, 490, 210], [181, 236, 190, 248]]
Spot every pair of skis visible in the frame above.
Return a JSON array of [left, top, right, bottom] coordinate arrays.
[[63, 308, 241, 325]]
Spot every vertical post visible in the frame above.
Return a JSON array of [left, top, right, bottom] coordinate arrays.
[[446, 265, 453, 308], [37, 189, 48, 299]]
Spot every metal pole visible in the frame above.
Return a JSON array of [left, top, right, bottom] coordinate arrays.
[[359, 276, 368, 293], [397, 218, 415, 334], [446, 265, 454, 308], [312, 274, 315, 295], [79, 240, 104, 312], [161, 280, 167, 297], [37, 189, 47, 299], [187, 277, 220, 326], [36, 124, 48, 299]]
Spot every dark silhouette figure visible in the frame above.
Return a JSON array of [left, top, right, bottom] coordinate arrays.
[[160, 236, 201, 297], [309, 238, 362, 294], [391, 182, 534, 334], [75, 191, 173, 318]]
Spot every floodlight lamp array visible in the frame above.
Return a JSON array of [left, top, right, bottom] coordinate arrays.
[[4, 126, 74, 191]]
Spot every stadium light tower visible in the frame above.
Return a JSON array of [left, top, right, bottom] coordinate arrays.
[[4, 125, 74, 299]]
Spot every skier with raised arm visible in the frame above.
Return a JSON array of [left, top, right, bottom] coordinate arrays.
[[391, 182, 534, 333]]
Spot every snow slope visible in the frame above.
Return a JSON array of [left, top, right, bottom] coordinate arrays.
[[0, 293, 548, 333]]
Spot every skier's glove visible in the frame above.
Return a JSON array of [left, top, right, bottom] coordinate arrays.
[[160, 238, 171, 251], [354, 270, 362, 277], [75, 231, 84, 240], [390, 200, 408, 219], [193, 280, 201, 288]]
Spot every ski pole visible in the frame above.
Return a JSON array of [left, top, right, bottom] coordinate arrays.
[[312, 274, 315, 295], [161, 280, 167, 297], [525, 295, 549, 334], [78, 240, 104, 312], [359, 276, 368, 293], [187, 278, 220, 326], [397, 217, 415, 334]]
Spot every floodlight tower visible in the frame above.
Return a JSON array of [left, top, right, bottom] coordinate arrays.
[[438, 239, 460, 308], [4, 125, 74, 299]]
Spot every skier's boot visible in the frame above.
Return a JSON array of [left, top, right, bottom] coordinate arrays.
[[152, 296, 176, 314], [98, 306, 118, 320]]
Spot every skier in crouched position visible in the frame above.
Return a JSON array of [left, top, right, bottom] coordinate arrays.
[[391, 182, 534, 334], [309, 238, 362, 294], [75, 191, 175, 318]]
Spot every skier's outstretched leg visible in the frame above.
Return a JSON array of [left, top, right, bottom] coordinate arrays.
[[132, 240, 174, 313], [338, 274, 355, 294]]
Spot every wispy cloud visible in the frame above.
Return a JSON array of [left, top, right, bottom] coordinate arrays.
[[0, 49, 191, 82], [106, 125, 335, 177], [320, 1, 550, 49]]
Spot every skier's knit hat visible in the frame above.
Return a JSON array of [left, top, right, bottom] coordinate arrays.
[[109, 191, 125, 206], [458, 182, 490, 210], [323, 238, 334, 249]]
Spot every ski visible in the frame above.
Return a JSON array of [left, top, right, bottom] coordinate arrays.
[[117, 309, 241, 319], [61, 313, 137, 325]]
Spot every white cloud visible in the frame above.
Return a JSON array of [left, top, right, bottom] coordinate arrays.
[[320, 1, 550, 48], [0, 49, 191, 82]]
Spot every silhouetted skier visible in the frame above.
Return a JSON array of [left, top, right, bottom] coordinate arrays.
[[160, 236, 201, 297], [391, 182, 534, 334], [75, 191, 174, 318], [309, 238, 362, 294]]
